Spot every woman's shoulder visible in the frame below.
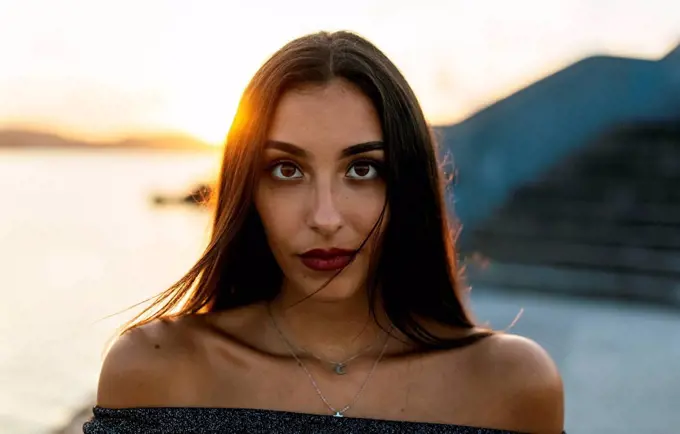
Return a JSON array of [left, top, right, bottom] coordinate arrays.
[[471, 332, 563, 399], [460, 332, 564, 433], [95, 305, 267, 409], [96, 316, 206, 408], [468, 331, 559, 369]]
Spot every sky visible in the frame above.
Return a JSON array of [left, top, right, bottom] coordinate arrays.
[[0, 0, 678, 145]]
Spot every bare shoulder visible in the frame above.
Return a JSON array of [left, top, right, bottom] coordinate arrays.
[[471, 332, 565, 433], [96, 316, 202, 408]]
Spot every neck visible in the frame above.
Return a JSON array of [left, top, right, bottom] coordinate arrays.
[[268, 289, 390, 361]]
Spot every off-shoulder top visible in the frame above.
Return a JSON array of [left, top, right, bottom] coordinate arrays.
[[83, 407, 565, 433]]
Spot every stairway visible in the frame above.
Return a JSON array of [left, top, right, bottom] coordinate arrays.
[[440, 45, 680, 229], [461, 122, 680, 306]]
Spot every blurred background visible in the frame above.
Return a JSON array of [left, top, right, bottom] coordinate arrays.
[[0, 1, 679, 433]]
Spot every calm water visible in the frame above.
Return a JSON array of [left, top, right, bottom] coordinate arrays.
[[0, 148, 219, 433]]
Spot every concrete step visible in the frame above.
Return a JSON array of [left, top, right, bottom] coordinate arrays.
[[561, 140, 680, 179], [465, 261, 680, 306], [576, 152, 680, 178], [501, 198, 680, 225], [466, 234, 680, 275], [467, 217, 680, 250], [515, 177, 680, 203]]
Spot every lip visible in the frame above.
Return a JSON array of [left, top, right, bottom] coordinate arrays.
[[298, 248, 356, 272]]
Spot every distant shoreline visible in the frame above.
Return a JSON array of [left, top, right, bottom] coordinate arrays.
[[0, 144, 220, 152], [0, 128, 220, 152]]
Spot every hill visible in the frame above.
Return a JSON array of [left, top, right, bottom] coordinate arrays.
[[0, 129, 215, 151]]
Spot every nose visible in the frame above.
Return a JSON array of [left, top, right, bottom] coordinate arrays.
[[307, 177, 343, 236]]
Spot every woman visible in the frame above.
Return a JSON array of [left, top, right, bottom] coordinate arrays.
[[85, 31, 564, 433]]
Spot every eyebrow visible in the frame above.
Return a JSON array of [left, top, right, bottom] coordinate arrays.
[[264, 140, 384, 159]]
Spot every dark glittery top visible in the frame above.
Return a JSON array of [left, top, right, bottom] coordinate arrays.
[[83, 407, 565, 433]]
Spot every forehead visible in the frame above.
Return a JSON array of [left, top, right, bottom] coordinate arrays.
[[268, 79, 383, 152]]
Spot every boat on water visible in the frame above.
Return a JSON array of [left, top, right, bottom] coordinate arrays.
[[151, 183, 212, 206]]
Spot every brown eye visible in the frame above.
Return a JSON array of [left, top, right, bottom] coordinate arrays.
[[271, 162, 303, 180], [346, 162, 379, 180]]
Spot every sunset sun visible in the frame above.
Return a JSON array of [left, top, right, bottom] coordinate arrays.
[[163, 69, 249, 148], [173, 98, 239, 147]]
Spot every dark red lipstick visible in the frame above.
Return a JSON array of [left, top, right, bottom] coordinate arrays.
[[298, 248, 356, 272]]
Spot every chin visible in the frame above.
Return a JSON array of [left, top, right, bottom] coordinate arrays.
[[290, 274, 366, 302]]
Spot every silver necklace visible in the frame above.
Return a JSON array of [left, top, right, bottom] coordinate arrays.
[[267, 305, 392, 417], [271, 321, 379, 375], [316, 344, 376, 375]]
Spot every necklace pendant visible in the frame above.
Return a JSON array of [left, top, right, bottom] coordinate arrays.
[[333, 363, 347, 375], [333, 411, 344, 417]]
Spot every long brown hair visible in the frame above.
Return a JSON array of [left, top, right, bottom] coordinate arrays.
[[120, 31, 492, 349]]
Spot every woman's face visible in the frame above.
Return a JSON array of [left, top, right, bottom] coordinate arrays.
[[254, 79, 387, 301]]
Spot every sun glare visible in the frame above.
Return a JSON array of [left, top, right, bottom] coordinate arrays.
[[189, 118, 232, 148], [161, 58, 253, 149], [170, 95, 240, 148]]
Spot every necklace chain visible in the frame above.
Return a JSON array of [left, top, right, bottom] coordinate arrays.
[[300, 340, 378, 373], [270, 316, 380, 374], [267, 304, 392, 417]]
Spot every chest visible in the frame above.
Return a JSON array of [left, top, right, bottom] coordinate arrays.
[[193, 349, 500, 425]]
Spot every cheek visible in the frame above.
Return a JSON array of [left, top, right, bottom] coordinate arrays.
[[340, 184, 387, 235], [254, 185, 300, 246]]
